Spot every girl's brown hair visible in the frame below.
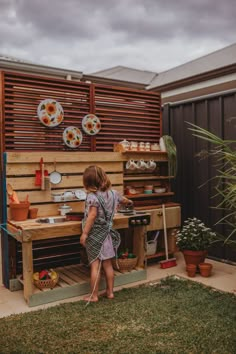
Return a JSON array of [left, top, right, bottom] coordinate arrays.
[[83, 165, 111, 192]]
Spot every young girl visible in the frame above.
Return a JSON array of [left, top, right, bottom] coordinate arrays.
[[80, 165, 133, 302]]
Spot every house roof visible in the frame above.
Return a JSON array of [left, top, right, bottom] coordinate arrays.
[[90, 65, 157, 85], [0, 53, 83, 79], [147, 42, 236, 90], [89, 43, 236, 91]]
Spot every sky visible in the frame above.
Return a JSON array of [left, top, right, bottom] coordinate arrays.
[[0, 0, 236, 75]]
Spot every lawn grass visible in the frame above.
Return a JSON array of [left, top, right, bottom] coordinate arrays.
[[0, 277, 236, 353]]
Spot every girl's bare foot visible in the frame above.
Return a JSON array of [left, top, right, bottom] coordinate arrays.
[[100, 291, 114, 299], [83, 295, 98, 302]]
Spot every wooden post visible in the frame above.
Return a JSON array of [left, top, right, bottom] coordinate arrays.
[[133, 226, 146, 269], [89, 84, 96, 151], [22, 240, 33, 303]]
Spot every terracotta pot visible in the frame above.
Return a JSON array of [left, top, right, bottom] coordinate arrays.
[[199, 262, 213, 277], [182, 250, 208, 267], [28, 208, 38, 219], [10, 201, 30, 221], [186, 264, 197, 277]]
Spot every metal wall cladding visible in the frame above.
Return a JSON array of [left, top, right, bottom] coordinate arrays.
[[163, 90, 236, 262]]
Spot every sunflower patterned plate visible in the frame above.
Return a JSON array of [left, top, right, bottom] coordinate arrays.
[[63, 126, 83, 148], [82, 114, 101, 135], [37, 98, 64, 127]]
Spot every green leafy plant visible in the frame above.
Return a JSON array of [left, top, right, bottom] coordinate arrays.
[[176, 217, 216, 251], [188, 122, 236, 246], [162, 135, 177, 178]]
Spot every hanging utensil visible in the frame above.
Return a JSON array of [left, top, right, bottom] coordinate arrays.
[[49, 159, 62, 185], [35, 158, 48, 186]]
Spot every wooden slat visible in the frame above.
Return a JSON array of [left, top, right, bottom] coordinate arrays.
[[3, 72, 161, 152]]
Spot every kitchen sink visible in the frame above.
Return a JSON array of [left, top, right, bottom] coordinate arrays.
[[35, 217, 68, 224]]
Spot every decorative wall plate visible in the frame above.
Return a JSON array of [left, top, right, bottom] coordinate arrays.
[[63, 126, 83, 148], [82, 114, 101, 135], [37, 99, 64, 127]]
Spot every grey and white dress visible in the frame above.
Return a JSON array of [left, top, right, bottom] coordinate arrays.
[[83, 190, 122, 264]]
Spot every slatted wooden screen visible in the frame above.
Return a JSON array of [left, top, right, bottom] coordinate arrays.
[[3, 72, 91, 151], [2, 71, 161, 152], [94, 84, 161, 151]]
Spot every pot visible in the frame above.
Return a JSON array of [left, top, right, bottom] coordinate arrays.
[[58, 204, 72, 216], [182, 250, 208, 268], [51, 192, 64, 202], [199, 262, 213, 277], [50, 160, 62, 185], [186, 264, 197, 277]]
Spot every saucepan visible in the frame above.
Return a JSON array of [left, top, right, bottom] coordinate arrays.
[[50, 160, 62, 185]]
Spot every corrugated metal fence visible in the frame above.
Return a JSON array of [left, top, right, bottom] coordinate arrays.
[[163, 90, 236, 262]]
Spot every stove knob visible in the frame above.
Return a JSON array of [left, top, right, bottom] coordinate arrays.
[[143, 219, 148, 224], [130, 219, 136, 225], [136, 219, 141, 225]]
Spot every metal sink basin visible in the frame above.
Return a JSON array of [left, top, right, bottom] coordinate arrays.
[[35, 217, 68, 224]]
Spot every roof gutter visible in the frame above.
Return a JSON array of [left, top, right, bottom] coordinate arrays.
[[0, 59, 83, 80], [146, 64, 236, 91]]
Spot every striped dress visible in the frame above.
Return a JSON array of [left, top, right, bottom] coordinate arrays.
[[83, 190, 121, 264]]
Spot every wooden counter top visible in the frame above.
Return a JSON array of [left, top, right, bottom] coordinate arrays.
[[7, 213, 147, 242]]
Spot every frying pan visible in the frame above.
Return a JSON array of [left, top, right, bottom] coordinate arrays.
[[50, 160, 62, 185]]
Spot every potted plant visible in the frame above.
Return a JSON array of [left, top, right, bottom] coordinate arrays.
[[176, 217, 216, 267]]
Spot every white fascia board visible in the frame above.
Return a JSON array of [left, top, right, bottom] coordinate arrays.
[[162, 73, 236, 98]]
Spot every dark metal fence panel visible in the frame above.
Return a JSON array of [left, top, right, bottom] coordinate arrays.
[[163, 91, 236, 261]]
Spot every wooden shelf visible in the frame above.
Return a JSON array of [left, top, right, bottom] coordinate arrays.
[[124, 175, 174, 181], [146, 251, 174, 260], [146, 251, 165, 259], [122, 151, 167, 154], [125, 192, 174, 199]]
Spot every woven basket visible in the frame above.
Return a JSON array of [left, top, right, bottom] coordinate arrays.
[[34, 273, 59, 290], [112, 257, 137, 273]]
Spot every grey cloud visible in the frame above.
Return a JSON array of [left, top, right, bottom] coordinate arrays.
[[0, 0, 235, 72]]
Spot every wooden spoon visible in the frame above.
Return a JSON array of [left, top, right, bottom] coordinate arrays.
[[7, 183, 19, 203]]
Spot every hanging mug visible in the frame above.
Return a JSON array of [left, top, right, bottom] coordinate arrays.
[[137, 159, 148, 170], [146, 160, 156, 170], [126, 159, 138, 170]]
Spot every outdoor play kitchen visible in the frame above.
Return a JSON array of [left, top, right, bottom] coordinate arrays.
[[0, 71, 181, 306]]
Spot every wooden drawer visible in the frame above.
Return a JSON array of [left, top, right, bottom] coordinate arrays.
[[147, 206, 181, 231]]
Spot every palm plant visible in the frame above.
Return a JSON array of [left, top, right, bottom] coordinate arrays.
[[188, 122, 236, 247]]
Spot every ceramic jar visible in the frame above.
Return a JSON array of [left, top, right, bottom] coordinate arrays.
[[130, 141, 138, 151], [119, 139, 130, 151], [138, 142, 145, 151], [151, 143, 160, 151], [145, 142, 151, 151]]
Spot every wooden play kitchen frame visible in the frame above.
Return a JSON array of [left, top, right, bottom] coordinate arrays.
[[2, 151, 180, 306]]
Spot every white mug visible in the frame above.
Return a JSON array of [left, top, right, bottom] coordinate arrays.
[[137, 159, 148, 170], [146, 160, 156, 170], [126, 159, 138, 170]]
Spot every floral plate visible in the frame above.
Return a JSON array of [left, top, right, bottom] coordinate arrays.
[[63, 126, 83, 148], [37, 99, 64, 127], [82, 114, 101, 135]]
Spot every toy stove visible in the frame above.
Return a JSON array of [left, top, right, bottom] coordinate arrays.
[[117, 210, 151, 227]]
